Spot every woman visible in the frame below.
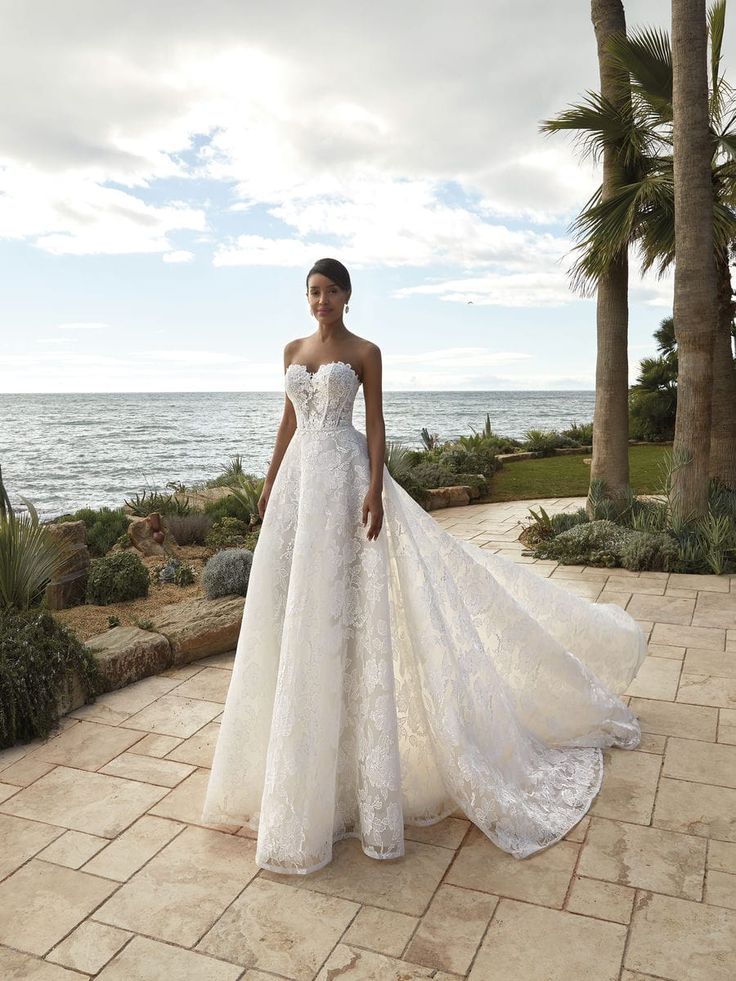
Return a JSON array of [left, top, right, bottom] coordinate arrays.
[[201, 257, 646, 876]]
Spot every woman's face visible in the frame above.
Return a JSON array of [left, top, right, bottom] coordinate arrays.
[[307, 273, 350, 323]]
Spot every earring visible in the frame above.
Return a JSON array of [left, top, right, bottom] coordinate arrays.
[[345, 304, 350, 314]]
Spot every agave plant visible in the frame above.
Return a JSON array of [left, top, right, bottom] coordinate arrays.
[[420, 427, 440, 451], [384, 440, 415, 483], [0, 465, 75, 611], [228, 473, 266, 525]]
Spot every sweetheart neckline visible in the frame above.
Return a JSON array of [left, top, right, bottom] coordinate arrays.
[[287, 361, 362, 385]]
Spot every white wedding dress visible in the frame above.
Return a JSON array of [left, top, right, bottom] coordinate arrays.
[[201, 360, 647, 875]]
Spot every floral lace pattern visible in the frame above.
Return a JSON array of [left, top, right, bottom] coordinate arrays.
[[201, 361, 646, 873]]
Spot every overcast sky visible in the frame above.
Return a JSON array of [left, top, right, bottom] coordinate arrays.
[[0, 0, 722, 392]]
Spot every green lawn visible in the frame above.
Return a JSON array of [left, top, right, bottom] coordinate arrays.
[[487, 443, 671, 503]]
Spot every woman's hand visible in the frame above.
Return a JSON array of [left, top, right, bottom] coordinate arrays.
[[362, 488, 384, 540], [257, 481, 273, 520]]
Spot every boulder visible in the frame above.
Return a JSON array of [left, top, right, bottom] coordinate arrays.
[[44, 520, 90, 610], [127, 513, 183, 558], [424, 485, 471, 511], [84, 625, 173, 690], [148, 595, 245, 664]]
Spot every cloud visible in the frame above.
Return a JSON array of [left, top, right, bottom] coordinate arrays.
[[56, 321, 110, 330], [162, 250, 195, 263]]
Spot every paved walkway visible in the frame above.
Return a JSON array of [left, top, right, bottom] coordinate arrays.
[[1, 497, 735, 980]]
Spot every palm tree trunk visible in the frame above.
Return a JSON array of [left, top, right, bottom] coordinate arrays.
[[589, 0, 631, 506], [670, 0, 718, 520], [710, 245, 736, 488]]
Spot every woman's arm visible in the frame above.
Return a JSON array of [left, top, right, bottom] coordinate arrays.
[[258, 344, 298, 518], [361, 344, 385, 540]]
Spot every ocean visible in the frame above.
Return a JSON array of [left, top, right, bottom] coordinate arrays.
[[0, 390, 596, 521]]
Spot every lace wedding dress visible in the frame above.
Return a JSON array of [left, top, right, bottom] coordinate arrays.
[[201, 360, 646, 875]]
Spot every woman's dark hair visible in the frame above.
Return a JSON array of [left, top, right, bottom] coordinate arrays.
[[306, 257, 351, 294]]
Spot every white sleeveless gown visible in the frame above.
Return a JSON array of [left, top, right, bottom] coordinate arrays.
[[201, 360, 646, 874]]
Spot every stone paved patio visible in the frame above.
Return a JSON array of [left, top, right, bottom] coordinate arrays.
[[2, 496, 736, 980]]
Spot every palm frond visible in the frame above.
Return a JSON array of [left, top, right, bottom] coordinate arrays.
[[606, 25, 673, 122]]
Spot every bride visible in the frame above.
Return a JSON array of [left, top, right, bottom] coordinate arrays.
[[201, 257, 646, 876]]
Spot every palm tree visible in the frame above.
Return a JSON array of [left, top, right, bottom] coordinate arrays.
[[542, 0, 736, 495], [670, 0, 718, 517], [585, 0, 632, 509]]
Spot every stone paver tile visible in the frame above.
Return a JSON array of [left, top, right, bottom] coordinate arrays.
[[633, 620, 654, 640], [553, 579, 603, 600], [444, 825, 578, 908], [627, 595, 695, 625], [404, 884, 498, 975], [566, 875, 635, 924], [198, 877, 358, 979], [160, 664, 203, 680], [666, 586, 699, 598], [149, 767, 238, 830], [36, 830, 108, 869], [83, 815, 183, 881], [169, 667, 232, 703], [165, 721, 220, 768], [608, 576, 665, 595], [626, 890, 736, 980], [0, 947, 84, 979], [677, 673, 736, 709], [46, 920, 131, 975], [710, 839, 736, 873], [0, 757, 56, 786], [0, 744, 29, 772], [670, 572, 731, 592], [403, 816, 469, 849], [720, 708, 736, 744], [588, 749, 661, 825], [624, 656, 681, 700], [100, 752, 195, 787], [31, 721, 144, 770], [119, 694, 223, 737], [705, 870, 736, 910], [468, 898, 627, 981], [262, 836, 453, 916], [693, 592, 736, 629], [653, 777, 736, 842], [0, 860, 116, 955], [0, 765, 168, 838], [341, 905, 418, 958], [651, 622, 726, 651], [94, 825, 258, 946], [69, 675, 180, 725], [95, 935, 242, 981], [578, 817, 706, 900], [596, 590, 630, 610], [196, 651, 236, 670], [127, 733, 183, 758], [663, 736, 736, 788], [315, 943, 432, 980], [0, 814, 64, 879], [684, 647, 736, 678], [648, 643, 686, 659], [636, 732, 667, 754], [628, 697, 718, 740], [563, 814, 590, 842], [0, 783, 21, 803]]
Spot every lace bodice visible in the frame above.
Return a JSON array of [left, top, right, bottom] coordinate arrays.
[[285, 361, 361, 433]]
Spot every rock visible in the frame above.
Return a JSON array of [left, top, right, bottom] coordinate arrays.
[[424, 486, 471, 510], [148, 595, 245, 664], [84, 625, 173, 690], [44, 520, 90, 610], [127, 513, 182, 558]]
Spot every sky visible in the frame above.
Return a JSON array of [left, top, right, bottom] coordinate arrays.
[[0, 0, 720, 393]]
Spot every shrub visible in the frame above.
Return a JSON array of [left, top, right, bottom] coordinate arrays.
[[619, 531, 681, 572], [0, 607, 102, 748], [521, 429, 578, 456], [205, 454, 246, 488], [438, 442, 497, 479], [54, 506, 130, 557], [166, 512, 212, 546], [154, 558, 196, 587], [410, 462, 462, 489], [86, 552, 150, 605], [204, 494, 253, 525], [561, 421, 593, 445], [202, 548, 254, 599], [531, 519, 639, 567], [205, 517, 252, 551]]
